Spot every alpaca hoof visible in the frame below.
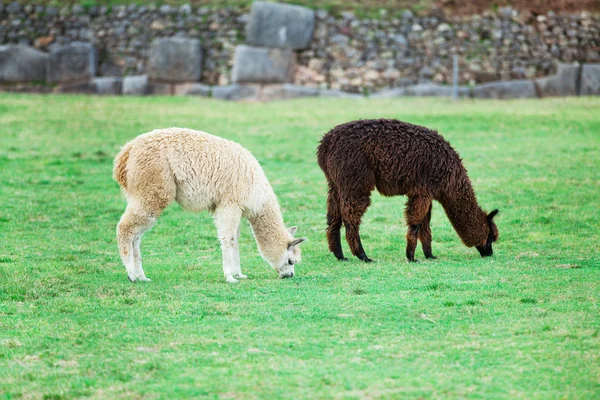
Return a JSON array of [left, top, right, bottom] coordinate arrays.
[[337, 257, 349, 261], [361, 257, 373, 263], [127, 274, 137, 282], [426, 255, 437, 260], [408, 258, 420, 263], [234, 274, 248, 279], [138, 277, 152, 282], [226, 275, 239, 283]]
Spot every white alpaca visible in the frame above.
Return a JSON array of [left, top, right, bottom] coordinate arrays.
[[113, 127, 307, 283]]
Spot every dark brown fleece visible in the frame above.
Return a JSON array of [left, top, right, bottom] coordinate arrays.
[[317, 118, 499, 262]]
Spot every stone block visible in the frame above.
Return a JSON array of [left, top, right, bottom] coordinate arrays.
[[0, 45, 48, 83], [147, 82, 172, 95], [535, 63, 579, 97], [47, 42, 96, 83], [148, 37, 202, 82], [370, 87, 406, 98], [472, 80, 537, 99], [174, 83, 211, 96], [231, 45, 295, 84], [122, 75, 148, 95], [246, 1, 315, 50], [580, 64, 600, 96], [93, 77, 122, 95], [319, 89, 364, 99], [260, 84, 318, 101], [404, 83, 470, 97], [212, 84, 259, 101], [55, 82, 95, 94]]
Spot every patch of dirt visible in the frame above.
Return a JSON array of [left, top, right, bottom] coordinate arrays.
[[437, 0, 599, 15]]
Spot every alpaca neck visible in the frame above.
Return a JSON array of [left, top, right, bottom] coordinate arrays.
[[247, 198, 290, 265], [440, 180, 488, 247]]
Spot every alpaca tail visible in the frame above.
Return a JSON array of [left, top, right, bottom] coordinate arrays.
[[113, 141, 133, 190]]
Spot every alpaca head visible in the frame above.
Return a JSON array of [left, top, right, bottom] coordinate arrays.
[[476, 209, 499, 257], [274, 226, 307, 279]]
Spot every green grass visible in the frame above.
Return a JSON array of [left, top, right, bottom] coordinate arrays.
[[0, 94, 599, 398], [32, 0, 434, 18]]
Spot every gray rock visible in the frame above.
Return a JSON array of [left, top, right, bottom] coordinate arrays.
[[472, 80, 538, 99], [535, 63, 579, 97], [148, 37, 202, 82], [231, 45, 295, 84], [392, 34, 408, 47], [122, 75, 148, 95], [0, 45, 48, 83], [147, 82, 173, 95], [159, 4, 173, 15], [282, 83, 319, 98], [370, 87, 406, 98], [405, 83, 470, 97], [246, 1, 315, 50], [46, 42, 96, 83], [212, 84, 259, 101], [580, 64, 600, 96], [319, 89, 364, 99], [174, 83, 211, 96], [261, 84, 319, 101], [55, 82, 94, 94], [7, 2, 22, 14], [419, 66, 435, 81], [93, 77, 122, 95], [179, 4, 192, 14], [402, 10, 414, 20], [72, 4, 84, 14], [330, 34, 350, 45]]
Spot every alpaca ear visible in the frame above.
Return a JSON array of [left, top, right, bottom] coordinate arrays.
[[287, 226, 298, 236], [288, 237, 307, 249], [487, 209, 499, 221]]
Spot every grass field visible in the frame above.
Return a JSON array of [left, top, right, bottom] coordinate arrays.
[[0, 94, 599, 399]]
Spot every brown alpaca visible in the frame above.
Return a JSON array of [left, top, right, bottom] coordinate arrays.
[[317, 119, 499, 262]]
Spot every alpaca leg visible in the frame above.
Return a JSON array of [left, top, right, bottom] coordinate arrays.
[[117, 207, 157, 282], [233, 223, 247, 279], [419, 203, 436, 259], [326, 185, 346, 261], [131, 217, 157, 281], [213, 206, 244, 283], [341, 192, 372, 262], [405, 196, 432, 263]]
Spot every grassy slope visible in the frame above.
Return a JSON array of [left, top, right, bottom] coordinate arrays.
[[0, 95, 599, 399]]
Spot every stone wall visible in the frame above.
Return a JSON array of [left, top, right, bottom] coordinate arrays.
[[0, 1, 599, 98]]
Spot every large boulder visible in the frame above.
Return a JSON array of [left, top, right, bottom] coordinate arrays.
[[535, 63, 579, 97], [0, 45, 48, 83], [46, 42, 96, 83], [148, 37, 202, 82], [580, 64, 600, 96], [246, 1, 315, 50], [231, 45, 295, 84], [472, 80, 537, 99], [122, 75, 148, 96]]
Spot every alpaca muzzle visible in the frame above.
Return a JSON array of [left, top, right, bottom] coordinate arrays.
[[476, 244, 493, 257], [280, 272, 294, 279]]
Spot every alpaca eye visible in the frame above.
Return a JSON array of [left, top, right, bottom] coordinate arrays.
[[288, 260, 295, 266]]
